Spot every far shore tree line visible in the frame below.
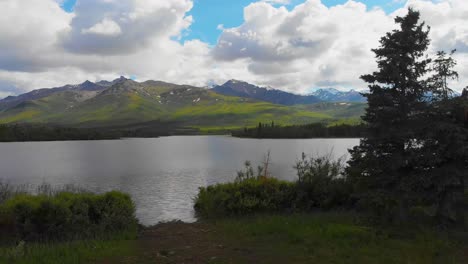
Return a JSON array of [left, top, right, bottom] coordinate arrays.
[[232, 122, 366, 138]]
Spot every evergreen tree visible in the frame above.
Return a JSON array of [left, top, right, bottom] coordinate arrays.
[[428, 50, 458, 100], [421, 51, 467, 226], [462, 87, 468, 98], [347, 9, 432, 221]]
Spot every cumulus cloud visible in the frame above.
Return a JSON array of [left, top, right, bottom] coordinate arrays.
[[212, 0, 395, 93], [82, 18, 122, 36], [0, 0, 467, 98], [0, 0, 72, 72], [212, 0, 468, 93], [0, 0, 212, 92], [62, 0, 194, 55]]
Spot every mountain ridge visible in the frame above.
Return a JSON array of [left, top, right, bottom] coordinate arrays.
[[0, 78, 367, 131], [311, 88, 366, 102], [211, 80, 322, 106]]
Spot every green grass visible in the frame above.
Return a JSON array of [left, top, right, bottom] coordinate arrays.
[[195, 125, 246, 134], [0, 110, 41, 124], [296, 102, 366, 119], [0, 238, 138, 264], [327, 118, 363, 126], [174, 101, 332, 130], [1, 213, 465, 263], [209, 213, 467, 264]]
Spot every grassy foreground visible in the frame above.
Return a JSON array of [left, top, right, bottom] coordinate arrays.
[[2, 212, 465, 264], [0, 239, 138, 264], [207, 213, 466, 264]]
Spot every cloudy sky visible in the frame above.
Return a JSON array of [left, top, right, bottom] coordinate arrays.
[[0, 0, 467, 98]]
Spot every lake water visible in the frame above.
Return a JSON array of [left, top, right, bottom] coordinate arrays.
[[0, 136, 359, 225]]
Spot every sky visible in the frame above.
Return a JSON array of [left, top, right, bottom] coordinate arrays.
[[0, 0, 467, 98]]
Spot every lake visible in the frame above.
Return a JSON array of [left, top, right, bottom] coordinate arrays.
[[0, 136, 359, 225]]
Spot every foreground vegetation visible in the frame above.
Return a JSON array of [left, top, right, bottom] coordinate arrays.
[[3, 212, 464, 264], [0, 239, 138, 264], [192, 151, 466, 263], [208, 213, 466, 264], [0, 182, 139, 263], [191, 10, 467, 264]]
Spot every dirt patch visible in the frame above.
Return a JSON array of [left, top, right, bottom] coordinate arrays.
[[103, 221, 256, 264]]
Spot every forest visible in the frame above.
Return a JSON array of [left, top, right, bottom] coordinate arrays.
[[0, 122, 199, 142], [232, 122, 366, 138]]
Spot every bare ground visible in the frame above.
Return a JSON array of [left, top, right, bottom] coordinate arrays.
[[101, 222, 257, 264]]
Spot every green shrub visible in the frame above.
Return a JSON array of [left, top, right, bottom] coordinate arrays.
[[0, 191, 137, 243], [194, 154, 355, 217], [294, 153, 353, 209], [195, 178, 295, 217]]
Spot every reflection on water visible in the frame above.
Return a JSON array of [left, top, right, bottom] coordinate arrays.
[[0, 136, 359, 225]]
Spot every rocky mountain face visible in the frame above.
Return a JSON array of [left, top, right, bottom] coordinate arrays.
[[0, 79, 116, 111]]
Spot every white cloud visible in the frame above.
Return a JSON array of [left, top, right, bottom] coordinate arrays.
[[262, 0, 291, 4], [0, 0, 467, 98], [82, 18, 122, 36], [0, 0, 72, 72], [212, 0, 468, 93], [212, 0, 395, 93], [62, 0, 194, 55], [0, 0, 210, 92]]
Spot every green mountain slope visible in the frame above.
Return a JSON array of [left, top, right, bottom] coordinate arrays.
[[0, 79, 365, 131]]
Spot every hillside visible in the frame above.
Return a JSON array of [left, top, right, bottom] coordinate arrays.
[[0, 78, 365, 133]]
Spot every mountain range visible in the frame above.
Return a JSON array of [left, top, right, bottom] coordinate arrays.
[[0, 78, 366, 132], [211, 80, 366, 105], [310, 88, 366, 103], [211, 80, 321, 105]]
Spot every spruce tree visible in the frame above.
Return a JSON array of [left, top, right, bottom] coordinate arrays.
[[462, 87, 468, 98], [421, 51, 467, 226], [347, 9, 432, 221], [428, 50, 458, 100]]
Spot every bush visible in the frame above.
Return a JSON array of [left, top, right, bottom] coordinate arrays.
[[194, 153, 354, 217], [0, 191, 137, 242], [195, 178, 295, 217], [294, 153, 353, 209]]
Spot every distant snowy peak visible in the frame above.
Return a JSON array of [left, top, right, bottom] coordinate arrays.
[[314, 88, 341, 95]]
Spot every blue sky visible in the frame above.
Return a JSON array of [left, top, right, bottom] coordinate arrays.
[[61, 0, 76, 12], [61, 0, 406, 45]]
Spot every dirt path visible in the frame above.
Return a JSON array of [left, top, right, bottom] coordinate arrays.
[[105, 222, 256, 264]]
